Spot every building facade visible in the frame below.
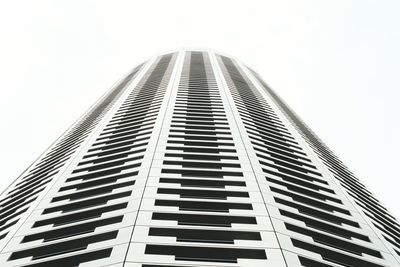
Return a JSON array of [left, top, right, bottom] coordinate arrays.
[[0, 50, 399, 267]]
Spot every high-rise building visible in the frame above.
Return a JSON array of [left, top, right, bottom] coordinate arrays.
[[0, 50, 399, 267]]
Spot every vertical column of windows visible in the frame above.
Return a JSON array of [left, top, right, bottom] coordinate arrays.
[[1, 55, 176, 267], [129, 51, 283, 266], [217, 55, 390, 267]]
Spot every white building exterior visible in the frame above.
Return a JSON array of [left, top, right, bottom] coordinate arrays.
[[0, 50, 399, 267]]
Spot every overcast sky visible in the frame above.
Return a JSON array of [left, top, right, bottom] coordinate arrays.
[[0, 0, 399, 217]]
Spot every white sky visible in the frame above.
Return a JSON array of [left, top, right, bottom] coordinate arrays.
[[0, 0, 399, 218]]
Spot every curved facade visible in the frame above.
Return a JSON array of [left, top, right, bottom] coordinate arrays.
[[0, 50, 399, 267]]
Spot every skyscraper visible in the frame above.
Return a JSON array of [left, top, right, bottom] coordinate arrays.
[[0, 49, 399, 267]]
